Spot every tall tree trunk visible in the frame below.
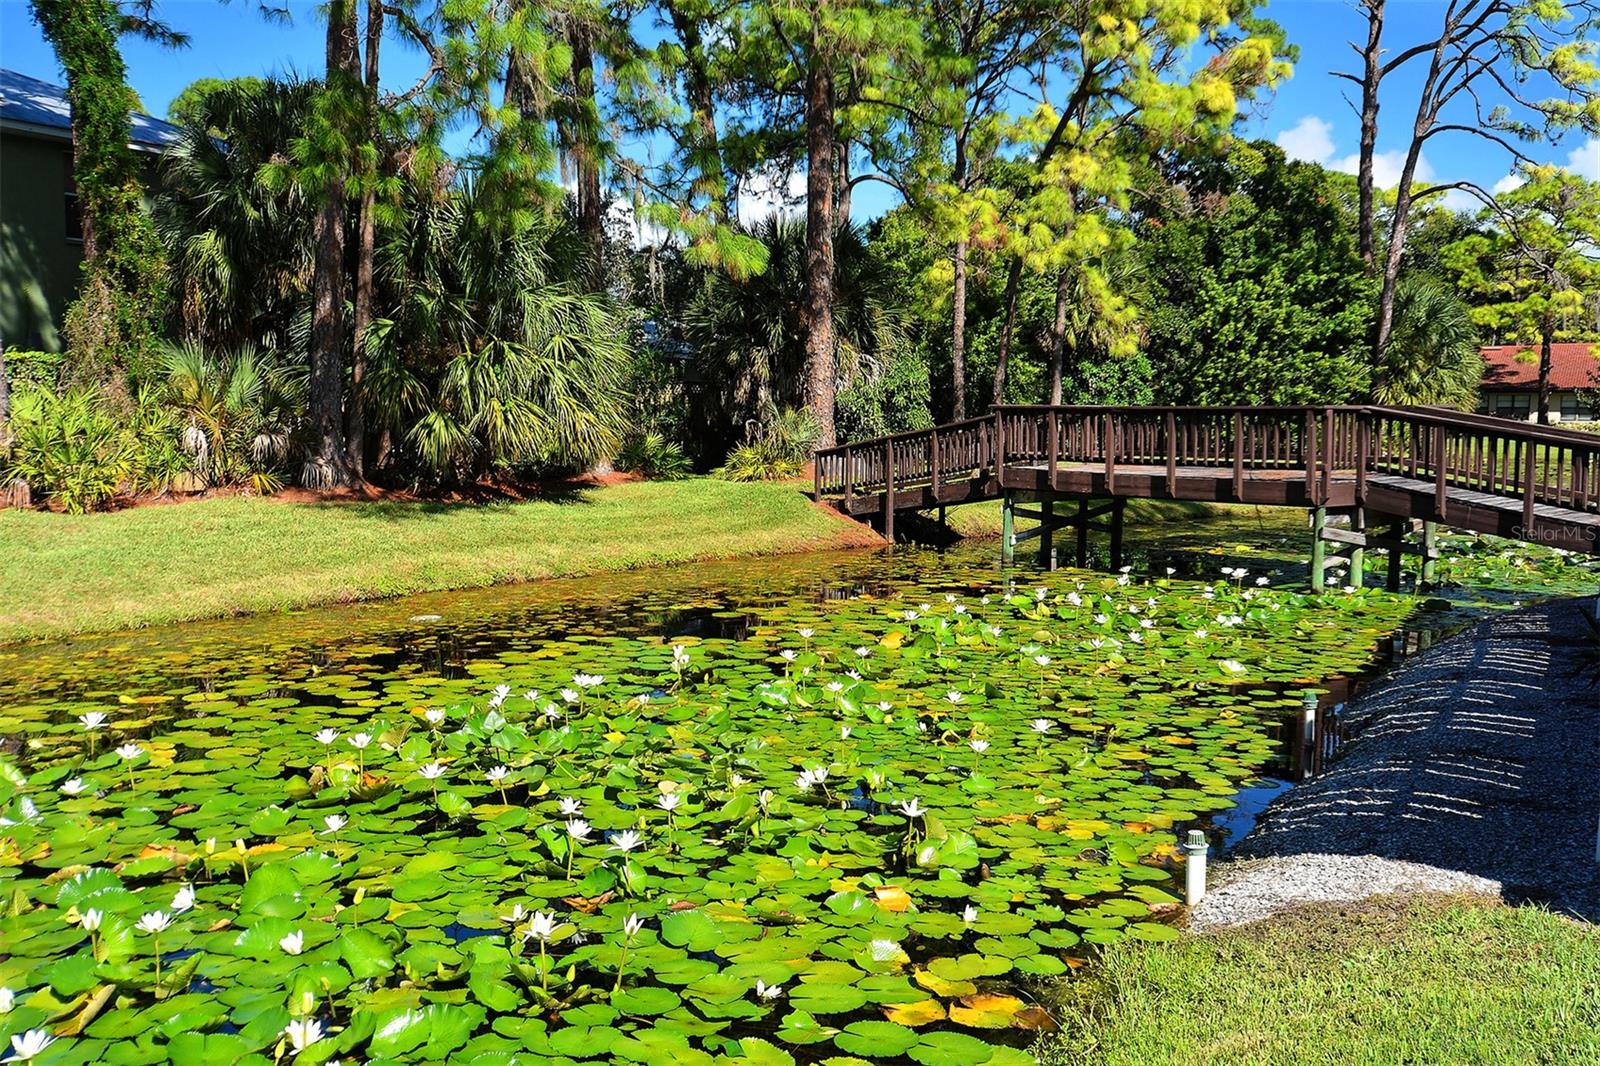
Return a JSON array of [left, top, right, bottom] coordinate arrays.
[[303, 0, 359, 488], [571, 24, 604, 289], [950, 238, 968, 419], [1538, 312, 1554, 425], [1047, 269, 1070, 405], [668, 4, 727, 217], [1355, 0, 1384, 271], [991, 256, 1023, 405], [803, 63, 838, 449], [346, 0, 383, 478]]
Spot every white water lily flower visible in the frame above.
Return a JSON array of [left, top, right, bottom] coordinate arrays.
[[898, 799, 926, 818], [609, 830, 645, 854], [486, 766, 509, 784], [840, 726, 852, 740], [79, 711, 108, 730], [779, 650, 798, 663], [1030, 719, 1055, 734], [943, 691, 963, 705], [1256, 576, 1270, 586], [1194, 629, 1209, 639], [314, 728, 339, 745], [1032, 654, 1051, 667], [136, 911, 172, 934], [279, 930, 305, 955], [500, 903, 528, 924], [867, 938, 902, 961], [559, 797, 583, 816], [1093, 613, 1109, 625], [560, 688, 580, 704], [876, 701, 892, 713], [755, 979, 783, 1000], [524, 689, 541, 702], [903, 609, 920, 621], [489, 683, 512, 707], [283, 1018, 323, 1054], [1128, 632, 1144, 644], [81, 908, 103, 932], [566, 818, 593, 842], [574, 673, 604, 689], [526, 911, 558, 942], [954, 603, 968, 614], [970, 739, 990, 754], [6, 1029, 54, 1061], [347, 733, 372, 750], [61, 778, 86, 796], [623, 913, 645, 937], [825, 681, 844, 693], [424, 709, 446, 726], [541, 704, 563, 722], [417, 763, 446, 781], [115, 743, 143, 761], [656, 794, 682, 812], [1220, 660, 1247, 674], [1035, 587, 1048, 601], [798, 627, 815, 639], [322, 814, 347, 834], [0, 988, 11, 1013], [171, 883, 196, 913], [794, 771, 816, 792], [729, 773, 749, 788], [962, 905, 978, 923]]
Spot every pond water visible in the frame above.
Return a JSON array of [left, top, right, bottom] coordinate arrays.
[[1, 516, 1594, 1066]]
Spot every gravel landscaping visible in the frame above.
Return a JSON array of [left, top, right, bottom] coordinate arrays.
[[1193, 597, 1600, 930]]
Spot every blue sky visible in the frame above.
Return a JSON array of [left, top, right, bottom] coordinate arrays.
[[4, 0, 1597, 222]]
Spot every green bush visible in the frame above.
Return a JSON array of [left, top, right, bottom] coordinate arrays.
[[3, 349, 67, 391], [3, 388, 137, 513], [615, 431, 692, 480], [836, 351, 934, 441], [715, 407, 819, 481]]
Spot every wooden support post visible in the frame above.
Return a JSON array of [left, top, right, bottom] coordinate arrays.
[[1109, 497, 1126, 570], [813, 452, 822, 502], [1348, 506, 1366, 588], [1420, 520, 1438, 589], [1001, 492, 1015, 565], [1076, 496, 1090, 567], [1037, 494, 1055, 567], [1047, 410, 1059, 490], [883, 440, 895, 546], [1310, 507, 1327, 592], [1386, 519, 1405, 592], [1433, 424, 1448, 521], [843, 446, 854, 511], [1232, 412, 1244, 500], [930, 428, 941, 500], [1165, 410, 1178, 496], [1103, 413, 1117, 496]]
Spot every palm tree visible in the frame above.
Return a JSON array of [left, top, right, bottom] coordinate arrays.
[[159, 339, 304, 492], [682, 215, 902, 458], [370, 178, 632, 481], [156, 79, 319, 352], [1374, 274, 1484, 409]]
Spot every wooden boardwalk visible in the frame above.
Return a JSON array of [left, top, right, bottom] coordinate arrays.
[[814, 405, 1600, 587]]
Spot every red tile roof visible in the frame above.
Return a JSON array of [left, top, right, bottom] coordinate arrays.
[[1480, 343, 1600, 391]]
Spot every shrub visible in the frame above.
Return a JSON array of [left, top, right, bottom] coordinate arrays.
[[714, 407, 819, 482], [615, 432, 692, 480], [3, 388, 136, 513], [3, 349, 68, 391], [836, 351, 934, 441]]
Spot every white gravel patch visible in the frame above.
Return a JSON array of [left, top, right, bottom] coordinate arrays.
[[1189, 854, 1501, 932]]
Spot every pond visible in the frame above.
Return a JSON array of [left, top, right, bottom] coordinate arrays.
[[1, 518, 1595, 1066]]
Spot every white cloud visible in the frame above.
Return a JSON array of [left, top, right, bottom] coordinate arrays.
[[1274, 114, 1433, 190], [1565, 138, 1600, 180], [1275, 115, 1335, 165], [1492, 173, 1525, 195], [736, 169, 806, 226]]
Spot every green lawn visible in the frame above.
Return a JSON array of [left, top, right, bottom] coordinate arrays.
[[1038, 897, 1600, 1066], [0, 478, 883, 642]]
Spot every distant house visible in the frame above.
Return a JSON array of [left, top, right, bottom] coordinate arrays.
[[1478, 342, 1600, 423], [0, 68, 183, 352]]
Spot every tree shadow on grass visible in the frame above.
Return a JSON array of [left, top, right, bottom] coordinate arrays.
[[302, 486, 595, 521]]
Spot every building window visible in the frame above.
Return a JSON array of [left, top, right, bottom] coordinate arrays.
[[1485, 393, 1531, 419], [1560, 393, 1595, 422], [64, 152, 82, 243]]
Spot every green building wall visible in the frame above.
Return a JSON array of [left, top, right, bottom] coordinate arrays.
[[0, 130, 80, 352]]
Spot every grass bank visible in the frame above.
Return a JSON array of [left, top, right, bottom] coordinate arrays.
[[0, 478, 883, 643], [1039, 896, 1600, 1066]]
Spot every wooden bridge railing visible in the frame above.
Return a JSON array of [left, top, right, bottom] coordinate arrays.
[[815, 404, 1600, 531]]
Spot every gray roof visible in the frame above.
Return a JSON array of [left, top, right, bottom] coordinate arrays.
[[0, 67, 183, 150]]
